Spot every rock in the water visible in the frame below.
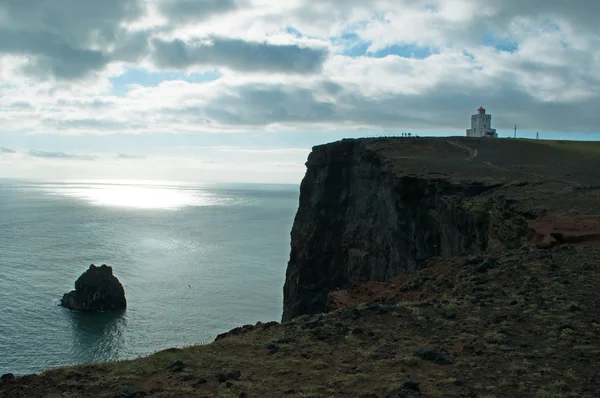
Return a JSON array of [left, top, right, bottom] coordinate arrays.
[[61, 264, 126, 311]]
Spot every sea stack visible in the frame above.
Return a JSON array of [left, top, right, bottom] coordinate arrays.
[[61, 264, 127, 311]]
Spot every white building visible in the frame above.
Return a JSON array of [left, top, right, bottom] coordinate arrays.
[[466, 107, 497, 138]]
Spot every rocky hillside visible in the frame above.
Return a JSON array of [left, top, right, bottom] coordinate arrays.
[[1, 137, 599, 398]]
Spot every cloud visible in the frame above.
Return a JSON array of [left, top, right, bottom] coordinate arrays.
[[0, 147, 16, 153], [116, 153, 146, 159], [151, 37, 328, 74], [28, 151, 97, 160], [0, 0, 147, 80], [156, 0, 240, 23], [218, 147, 310, 154], [0, 0, 599, 139]]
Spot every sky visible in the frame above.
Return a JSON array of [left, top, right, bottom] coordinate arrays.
[[0, 0, 599, 184]]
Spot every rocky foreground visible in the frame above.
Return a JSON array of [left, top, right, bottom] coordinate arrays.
[[2, 137, 599, 397]]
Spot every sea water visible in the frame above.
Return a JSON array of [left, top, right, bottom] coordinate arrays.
[[0, 179, 299, 375]]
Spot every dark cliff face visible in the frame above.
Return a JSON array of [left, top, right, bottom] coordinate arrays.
[[282, 139, 529, 322]]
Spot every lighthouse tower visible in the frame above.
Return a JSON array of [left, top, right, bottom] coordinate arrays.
[[466, 107, 497, 138]]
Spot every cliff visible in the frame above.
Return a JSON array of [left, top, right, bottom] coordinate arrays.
[[283, 137, 600, 321], [2, 137, 600, 398]]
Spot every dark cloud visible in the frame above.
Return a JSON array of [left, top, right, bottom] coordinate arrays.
[[186, 79, 600, 132], [0, 0, 146, 79], [28, 151, 97, 160], [0, 147, 16, 153], [202, 84, 335, 125], [156, 0, 240, 23], [0, 0, 143, 45], [152, 37, 328, 74]]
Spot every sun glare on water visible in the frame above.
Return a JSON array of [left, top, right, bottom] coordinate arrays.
[[44, 181, 219, 210]]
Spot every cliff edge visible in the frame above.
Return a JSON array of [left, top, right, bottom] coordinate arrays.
[[283, 137, 600, 321]]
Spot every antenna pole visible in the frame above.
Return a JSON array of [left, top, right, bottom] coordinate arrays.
[[514, 125, 517, 138]]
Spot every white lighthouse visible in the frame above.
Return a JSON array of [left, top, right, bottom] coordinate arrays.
[[466, 107, 497, 138]]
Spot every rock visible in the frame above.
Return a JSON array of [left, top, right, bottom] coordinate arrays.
[[61, 264, 126, 311], [581, 262, 596, 271], [301, 319, 324, 329], [262, 321, 279, 330], [442, 311, 457, 320], [538, 252, 553, 260], [476, 260, 497, 273], [166, 360, 186, 372], [414, 347, 454, 365], [384, 386, 421, 398], [266, 343, 279, 354], [465, 255, 482, 265], [19, 374, 40, 384], [115, 386, 137, 398], [403, 380, 421, 391], [0, 373, 15, 383], [274, 337, 295, 344], [215, 371, 241, 383]]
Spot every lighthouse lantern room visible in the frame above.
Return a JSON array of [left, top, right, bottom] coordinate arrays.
[[466, 107, 497, 138]]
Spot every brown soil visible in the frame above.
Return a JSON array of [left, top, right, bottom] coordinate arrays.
[[528, 211, 600, 248]]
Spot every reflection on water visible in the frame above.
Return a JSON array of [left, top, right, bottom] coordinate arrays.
[[40, 182, 232, 210], [68, 310, 127, 364]]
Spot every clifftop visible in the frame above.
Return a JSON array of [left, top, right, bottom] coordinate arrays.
[[2, 137, 600, 398]]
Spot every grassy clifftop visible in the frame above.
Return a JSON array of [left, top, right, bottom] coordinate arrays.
[[528, 139, 600, 157]]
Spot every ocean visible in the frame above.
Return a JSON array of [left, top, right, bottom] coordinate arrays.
[[0, 179, 299, 375]]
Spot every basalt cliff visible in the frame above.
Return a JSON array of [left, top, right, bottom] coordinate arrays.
[[2, 137, 600, 398], [283, 137, 600, 321]]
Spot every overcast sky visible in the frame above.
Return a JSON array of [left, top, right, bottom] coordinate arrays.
[[1, 0, 599, 183]]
